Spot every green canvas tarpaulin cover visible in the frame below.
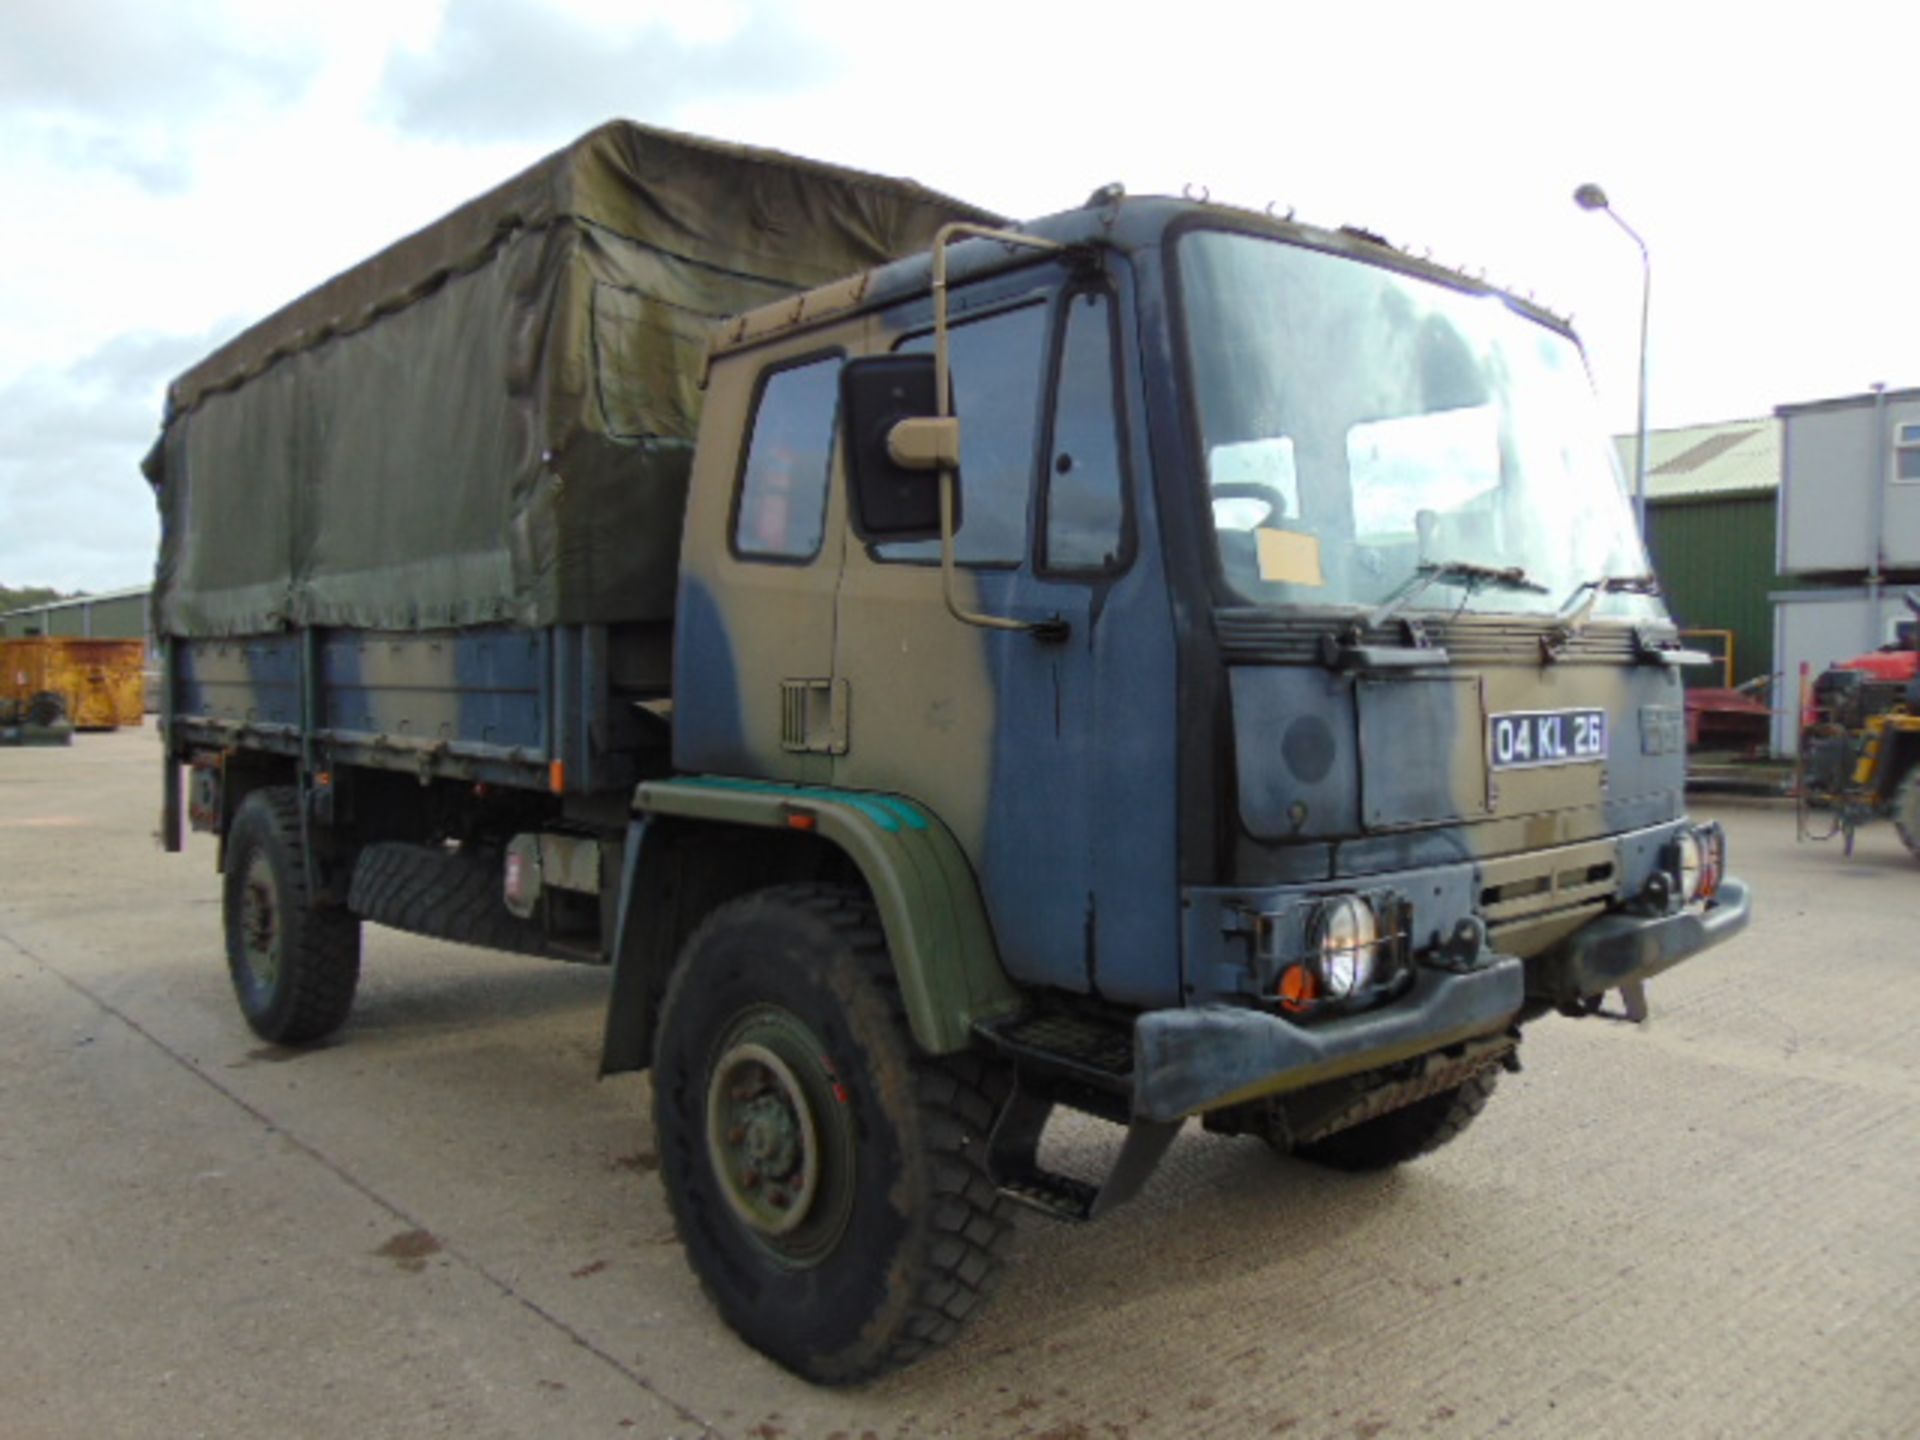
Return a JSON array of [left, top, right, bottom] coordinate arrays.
[[147, 121, 999, 637]]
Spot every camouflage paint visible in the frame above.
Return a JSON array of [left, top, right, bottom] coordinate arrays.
[[169, 625, 623, 792], [672, 323, 850, 788], [167, 193, 1747, 1080], [675, 252, 1183, 1007], [1229, 652, 1687, 845], [632, 775, 1021, 1053], [669, 196, 1739, 1031]]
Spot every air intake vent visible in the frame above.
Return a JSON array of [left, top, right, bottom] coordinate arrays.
[[779, 678, 847, 754]]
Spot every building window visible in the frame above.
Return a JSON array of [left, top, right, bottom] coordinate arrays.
[[1897, 421, 1920, 483]]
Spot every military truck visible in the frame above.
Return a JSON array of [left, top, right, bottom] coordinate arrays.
[[149, 122, 1751, 1383]]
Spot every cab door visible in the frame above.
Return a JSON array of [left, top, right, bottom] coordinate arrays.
[[830, 275, 1179, 1004], [672, 341, 847, 782]]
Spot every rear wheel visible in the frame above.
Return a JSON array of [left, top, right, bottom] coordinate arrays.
[[651, 883, 1012, 1383], [222, 788, 361, 1044], [1893, 766, 1920, 861], [1287, 1068, 1501, 1173]]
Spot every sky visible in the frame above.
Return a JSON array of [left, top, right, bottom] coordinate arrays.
[[2, 0, 1915, 593]]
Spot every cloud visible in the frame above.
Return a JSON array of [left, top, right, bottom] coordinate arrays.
[[379, 0, 836, 143], [0, 328, 229, 592], [33, 127, 198, 196], [0, 1, 315, 122], [0, 0, 322, 195]]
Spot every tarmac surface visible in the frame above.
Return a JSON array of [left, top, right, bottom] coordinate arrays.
[[3, 724, 1916, 1439]]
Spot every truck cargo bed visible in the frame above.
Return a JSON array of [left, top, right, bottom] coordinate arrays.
[[168, 622, 668, 795]]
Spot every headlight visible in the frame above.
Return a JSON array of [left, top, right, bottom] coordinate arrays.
[[1674, 828, 1704, 903], [1312, 895, 1380, 999]]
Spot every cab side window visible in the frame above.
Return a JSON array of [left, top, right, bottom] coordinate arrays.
[[732, 353, 839, 561], [1043, 290, 1128, 571], [879, 302, 1048, 565]]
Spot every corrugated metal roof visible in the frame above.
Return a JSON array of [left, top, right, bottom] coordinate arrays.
[[1776, 385, 1920, 417], [1614, 417, 1780, 500], [0, 584, 150, 622]]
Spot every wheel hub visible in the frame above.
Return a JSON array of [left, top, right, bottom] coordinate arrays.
[[703, 1006, 857, 1267], [708, 1042, 820, 1236], [738, 1091, 802, 1177], [239, 856, 280, 990]]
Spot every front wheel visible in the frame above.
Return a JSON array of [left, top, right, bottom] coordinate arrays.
[[651, 883, 1012, 1384], [222, 787, 361, 1044]]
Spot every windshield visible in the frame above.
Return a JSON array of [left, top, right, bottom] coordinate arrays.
[[1179, 229, 1661, 623]]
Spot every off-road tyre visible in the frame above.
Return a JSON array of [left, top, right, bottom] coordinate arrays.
[[651, 882, 1014, 1384], [24, 690, 67, 727], [347, 842, 550, 956], [1289, 1067, 1501, 1173], [223, 788, 361, 1044], [1893, 767, 1920, 861]]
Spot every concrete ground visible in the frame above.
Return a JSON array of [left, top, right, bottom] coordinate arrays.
[[3, 724, 1916, 1440]]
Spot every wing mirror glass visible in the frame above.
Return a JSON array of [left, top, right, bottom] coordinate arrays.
[[841, 354, 961, 541]]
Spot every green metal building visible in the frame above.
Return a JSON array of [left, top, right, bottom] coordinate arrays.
[[0, 585, 151, 641], [1617, 419, 1781, 689]]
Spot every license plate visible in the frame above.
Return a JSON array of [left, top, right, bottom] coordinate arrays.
[[1489, 708, 1607, 769]]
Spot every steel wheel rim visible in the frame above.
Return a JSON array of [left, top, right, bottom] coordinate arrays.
[[704, 1006, 855, 1267], [239, 853, 280, 995]]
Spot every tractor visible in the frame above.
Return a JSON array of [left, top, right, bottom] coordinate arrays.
[[1797, 593, 1920, 857]]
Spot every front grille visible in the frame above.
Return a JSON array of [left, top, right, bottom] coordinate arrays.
[[1216, 607, 1655, 666]]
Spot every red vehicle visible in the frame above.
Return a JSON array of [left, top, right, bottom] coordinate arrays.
[[1798, 595, 1920, 858]]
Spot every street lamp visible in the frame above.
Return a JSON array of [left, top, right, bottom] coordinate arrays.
[[1574, 182, 1651, 538]]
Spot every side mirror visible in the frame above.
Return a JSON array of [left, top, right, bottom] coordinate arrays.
[[841, 354, 961, 541]]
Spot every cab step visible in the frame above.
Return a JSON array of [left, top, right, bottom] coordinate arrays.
[[984, 1083, 1180, 1224], [995, 1167, 1102, 1223], [976, 1004, 1135, 1094]]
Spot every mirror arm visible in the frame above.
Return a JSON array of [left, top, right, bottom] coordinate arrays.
[[938, 469, 1029, 632], [929, 222, 1071, 638]]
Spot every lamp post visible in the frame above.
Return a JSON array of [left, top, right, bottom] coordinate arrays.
[[1574, 182, 1651, 538]]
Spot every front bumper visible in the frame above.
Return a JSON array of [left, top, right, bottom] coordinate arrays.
[[1527, 875, 1752, 1005], [1131, 877, 1752, 1124], [1133, 957, 1524, 1122]]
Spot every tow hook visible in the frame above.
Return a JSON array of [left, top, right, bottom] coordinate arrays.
[[1557, 980, 1650, 1024]]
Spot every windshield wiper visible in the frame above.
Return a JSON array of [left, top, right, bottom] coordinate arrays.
[[1545, 572, 1662, 657], [1558, 571, 1661, 622], [1542, 572, 1665, 661], [1318, 560, 1544, 672], [1366, 560, 1548, 632]]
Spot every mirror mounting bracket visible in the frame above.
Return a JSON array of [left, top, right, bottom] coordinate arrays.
[[926, 222, 1071, 638]]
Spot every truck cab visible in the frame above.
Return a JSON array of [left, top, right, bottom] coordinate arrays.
[[604, 197, 1752, 1375], [660, 194, 1747, 1102]]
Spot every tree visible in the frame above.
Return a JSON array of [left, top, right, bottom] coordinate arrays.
[[0, 585, 75, 614]]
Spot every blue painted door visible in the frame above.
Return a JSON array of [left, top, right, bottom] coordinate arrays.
[[830, 276, 1180, 1006]]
